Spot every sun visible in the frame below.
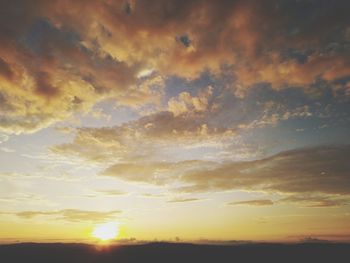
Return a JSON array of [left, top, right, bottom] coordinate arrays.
[[92, 222, 119, 241]]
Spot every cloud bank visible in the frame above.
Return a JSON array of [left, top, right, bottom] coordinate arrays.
[[1, 0, 349, 133]]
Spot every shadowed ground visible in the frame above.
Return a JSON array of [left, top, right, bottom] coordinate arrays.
[[1, 242, 350, 263]]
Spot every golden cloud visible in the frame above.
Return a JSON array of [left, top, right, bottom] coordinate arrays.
[[101, 160, 215, 185], [51, 109, 235, 163], [1, 0, 349, 134], [14, 209, 121, 222], [168, 86, 214, 116]]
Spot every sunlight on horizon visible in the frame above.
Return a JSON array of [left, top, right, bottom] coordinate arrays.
[[92, 222, 120, 242]]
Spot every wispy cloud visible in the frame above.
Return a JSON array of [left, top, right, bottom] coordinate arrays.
[[279, 194, 348, 208], [178, 145, 350, 197], [13, 209, 121, 223], [228, 199, 274, 206]]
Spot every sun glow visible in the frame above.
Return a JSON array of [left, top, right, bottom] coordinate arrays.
[[92, 222, 119, 241]]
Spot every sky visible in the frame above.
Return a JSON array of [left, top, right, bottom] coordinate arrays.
[[0, 0, 350, 243]]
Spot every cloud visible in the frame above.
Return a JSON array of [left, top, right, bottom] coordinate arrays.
[[141, 193, 166, 198], [1, 0, 349, 133], [14, 209, 121, 222], [167, 197, 201, 203], [101, 160, 215, 185], [168, 86, 214, 116], [55, 142, 350, 209], [94, 190, 126, 196], [0, 193, 49, 205], [51, 106, 235, 163], [238, 103, 313, 130], [178, 145, 350, 198], [52, 122, 350, 206], [293, 234, 350, 242], [50, 86, 324, 168], [102, 162, 175, 185], [234, 52, 350, 93], [228, 199, 273, 206], [0, 23, 139, 134], [0, 57, 13, 80], [280, 194, 348, 208], [0, 134, 8, 144], [0, 2, 159, 134], [0, 147, 15, 153]]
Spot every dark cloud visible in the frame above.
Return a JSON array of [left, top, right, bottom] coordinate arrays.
[[123, 1, 133, 15], [0, 57, 13, 80], [178, 145, 350, 196]]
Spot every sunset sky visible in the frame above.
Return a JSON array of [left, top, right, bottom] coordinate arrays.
[[0, 0, 350, 243]]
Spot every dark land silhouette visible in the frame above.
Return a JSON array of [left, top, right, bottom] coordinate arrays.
[[1, 242, 349, 263]]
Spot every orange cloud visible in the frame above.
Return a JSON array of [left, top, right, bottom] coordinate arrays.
[[1, 0, 349, 134]]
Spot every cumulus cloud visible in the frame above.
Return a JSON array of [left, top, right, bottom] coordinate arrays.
[[0, 15, 140, 133], [168, 86, 214, 116], [51, 87, 326, 170], [1, 0, 349, 133], [234, 52, 350, 93], [51, 107, 236, 163]]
